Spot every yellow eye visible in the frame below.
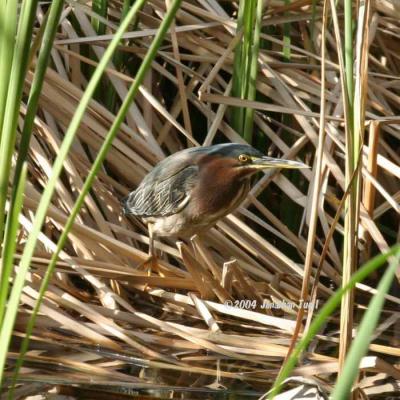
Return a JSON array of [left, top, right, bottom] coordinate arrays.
[[238, 154, 249, 163]]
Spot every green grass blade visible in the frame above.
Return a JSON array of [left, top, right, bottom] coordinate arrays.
[[0, 0, 18, 137], [344, 0, 353, 110], [0, 0, 38, 242], [0, 0, 149, 386], [283, 0, 291, 61], [105, 0, 141, 112], [0, 0, 65, 330], [241, 0, 256, 100], [92, 0, 109, 100], [341, 0, 362, 377], [0, 0, 5, 55], [310, 0, 318, 40], [332, 250, 400, 399], [231, 0, 246, 133], [0, 164, 28, 325], [12, 0, 65, 193], [92, 0, 108, 35], [8, 0, 183, 391], [243, 0, 263, 142], [267, 245, 400, 399], [232, 0, 261, 140]]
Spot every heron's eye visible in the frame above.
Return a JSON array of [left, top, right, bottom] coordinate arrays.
[[238, 154, 249, 163]]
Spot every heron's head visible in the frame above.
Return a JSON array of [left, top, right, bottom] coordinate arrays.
[[196, 143, 309, 179]]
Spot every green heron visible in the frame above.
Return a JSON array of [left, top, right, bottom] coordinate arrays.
[[122, 143, 308, 257]]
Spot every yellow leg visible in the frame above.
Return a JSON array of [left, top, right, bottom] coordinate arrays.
[[138, 223, 158, 275]]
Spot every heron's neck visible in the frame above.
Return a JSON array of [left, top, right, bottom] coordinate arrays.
[[194, 161, 251, 219]]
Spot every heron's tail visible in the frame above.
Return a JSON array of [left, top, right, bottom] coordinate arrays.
[[121, 193, 134, 215]]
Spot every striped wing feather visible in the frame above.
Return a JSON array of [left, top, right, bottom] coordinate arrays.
[[123, 165, 198, 217]]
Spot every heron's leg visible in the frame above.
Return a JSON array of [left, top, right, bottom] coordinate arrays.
[[137, 223, 158, 274], [148, 224, 159, 273], [148, 223, 155, 258]]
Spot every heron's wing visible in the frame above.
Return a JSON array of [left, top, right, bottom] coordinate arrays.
[[122, 165, 198, 217]]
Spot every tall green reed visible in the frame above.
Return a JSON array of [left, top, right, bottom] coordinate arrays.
[[339, 0, 369, 374], [332, 251, 400, 399], [0, 0, 39, 242], [232, 0, 263, 143], [4, 0, 183, 393], [0, 0, 65, 329], [267, 245, 400, 399], [92, 0, 108, 35], [0, 0, 143, 386], [269, 0, 379, 397]]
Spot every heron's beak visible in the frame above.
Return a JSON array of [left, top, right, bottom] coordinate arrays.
[[250, 156, 309, 170]]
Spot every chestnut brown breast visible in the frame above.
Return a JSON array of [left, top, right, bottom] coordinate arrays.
[[190, 155, 251, 222]]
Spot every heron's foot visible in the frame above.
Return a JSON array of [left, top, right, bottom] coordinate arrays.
[[138, 255, 159, 276]]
